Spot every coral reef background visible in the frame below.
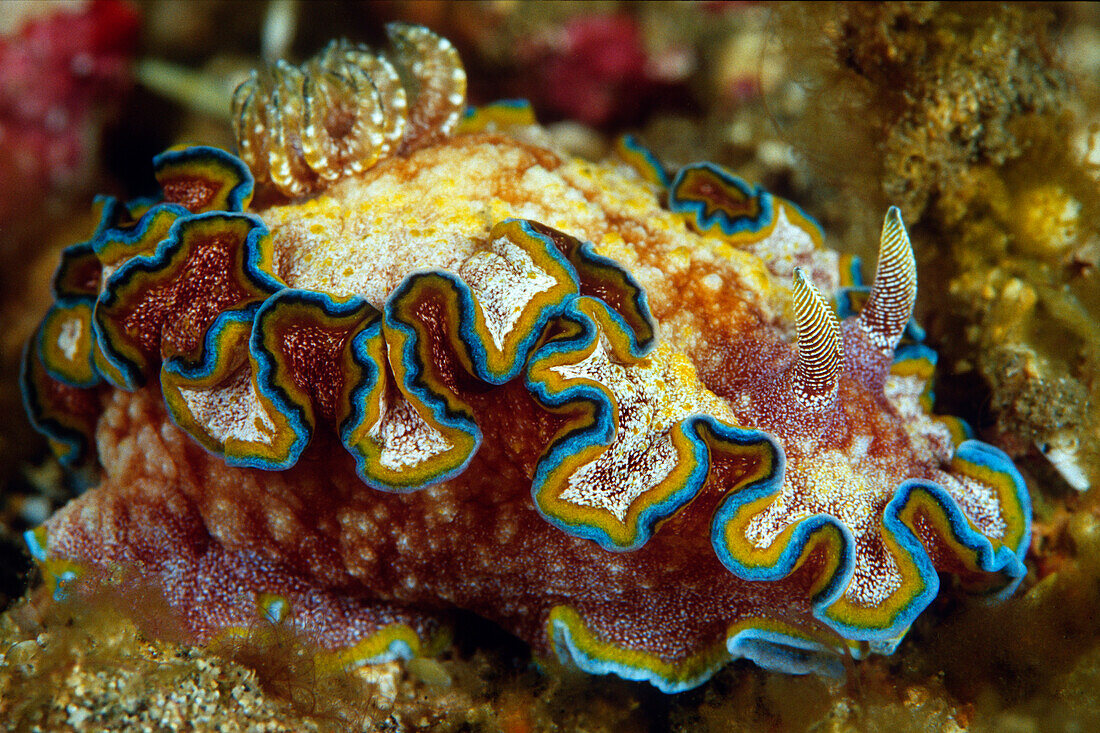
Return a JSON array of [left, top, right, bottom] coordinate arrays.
[[2, 1, 1099, 730]]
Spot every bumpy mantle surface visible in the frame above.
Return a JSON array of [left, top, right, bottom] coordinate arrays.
[[22, 29, 1029, 693]]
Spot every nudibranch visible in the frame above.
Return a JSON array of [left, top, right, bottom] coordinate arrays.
[[22, 26, 1030, 693]]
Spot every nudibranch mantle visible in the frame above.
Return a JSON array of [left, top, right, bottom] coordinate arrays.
[[23, 28, 1029, 694]]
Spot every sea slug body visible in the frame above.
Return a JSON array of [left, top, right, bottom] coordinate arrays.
[[22, 26, 1029, 692]]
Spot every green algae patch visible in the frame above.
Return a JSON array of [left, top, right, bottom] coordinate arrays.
[[0, 585, 306, 731], [0, 579, 653, 732]]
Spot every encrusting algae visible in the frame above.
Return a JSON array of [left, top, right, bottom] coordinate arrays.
[[17, 21, 1029, 700]]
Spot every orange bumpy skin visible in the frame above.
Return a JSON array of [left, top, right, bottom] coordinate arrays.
[[22, 28, 1029, 692]]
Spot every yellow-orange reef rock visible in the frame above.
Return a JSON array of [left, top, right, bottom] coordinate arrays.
[[22, 27, 1030, 692]]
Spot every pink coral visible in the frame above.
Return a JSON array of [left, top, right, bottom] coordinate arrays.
[[0, 0, 139, 223], [526, 14, 661, 128]]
